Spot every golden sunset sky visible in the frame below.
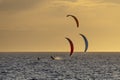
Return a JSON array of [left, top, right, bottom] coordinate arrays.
[[0, 0, 120, 52]]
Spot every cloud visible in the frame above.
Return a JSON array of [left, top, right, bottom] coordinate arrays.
[[100, 0, 120, 4], [0, 0, 43, 12], [52, 0, 117, 8]]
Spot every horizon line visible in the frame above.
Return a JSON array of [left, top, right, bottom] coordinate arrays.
[[0, 51, 120, 53]]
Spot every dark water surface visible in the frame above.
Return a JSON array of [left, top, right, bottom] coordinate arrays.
[[0, 52, 120, 80]]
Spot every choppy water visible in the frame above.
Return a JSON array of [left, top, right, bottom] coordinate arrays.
[[0, 52, 120, 80]]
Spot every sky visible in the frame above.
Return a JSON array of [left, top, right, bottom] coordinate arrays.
[[0, 0, 120, 52]]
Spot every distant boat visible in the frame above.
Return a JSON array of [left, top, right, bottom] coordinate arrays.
[[37, 57, 40, 60], [51, 56, 62, 60], [30, 78, 38, 80], [51, 56, 55, 60]]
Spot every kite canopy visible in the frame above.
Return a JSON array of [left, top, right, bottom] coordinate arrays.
[[66, 15, 79, 28], [65, 37, 74, 56], [79, 34, 88, 52]]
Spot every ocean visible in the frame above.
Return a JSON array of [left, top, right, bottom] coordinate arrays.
[[0, 52, 120, 80]]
